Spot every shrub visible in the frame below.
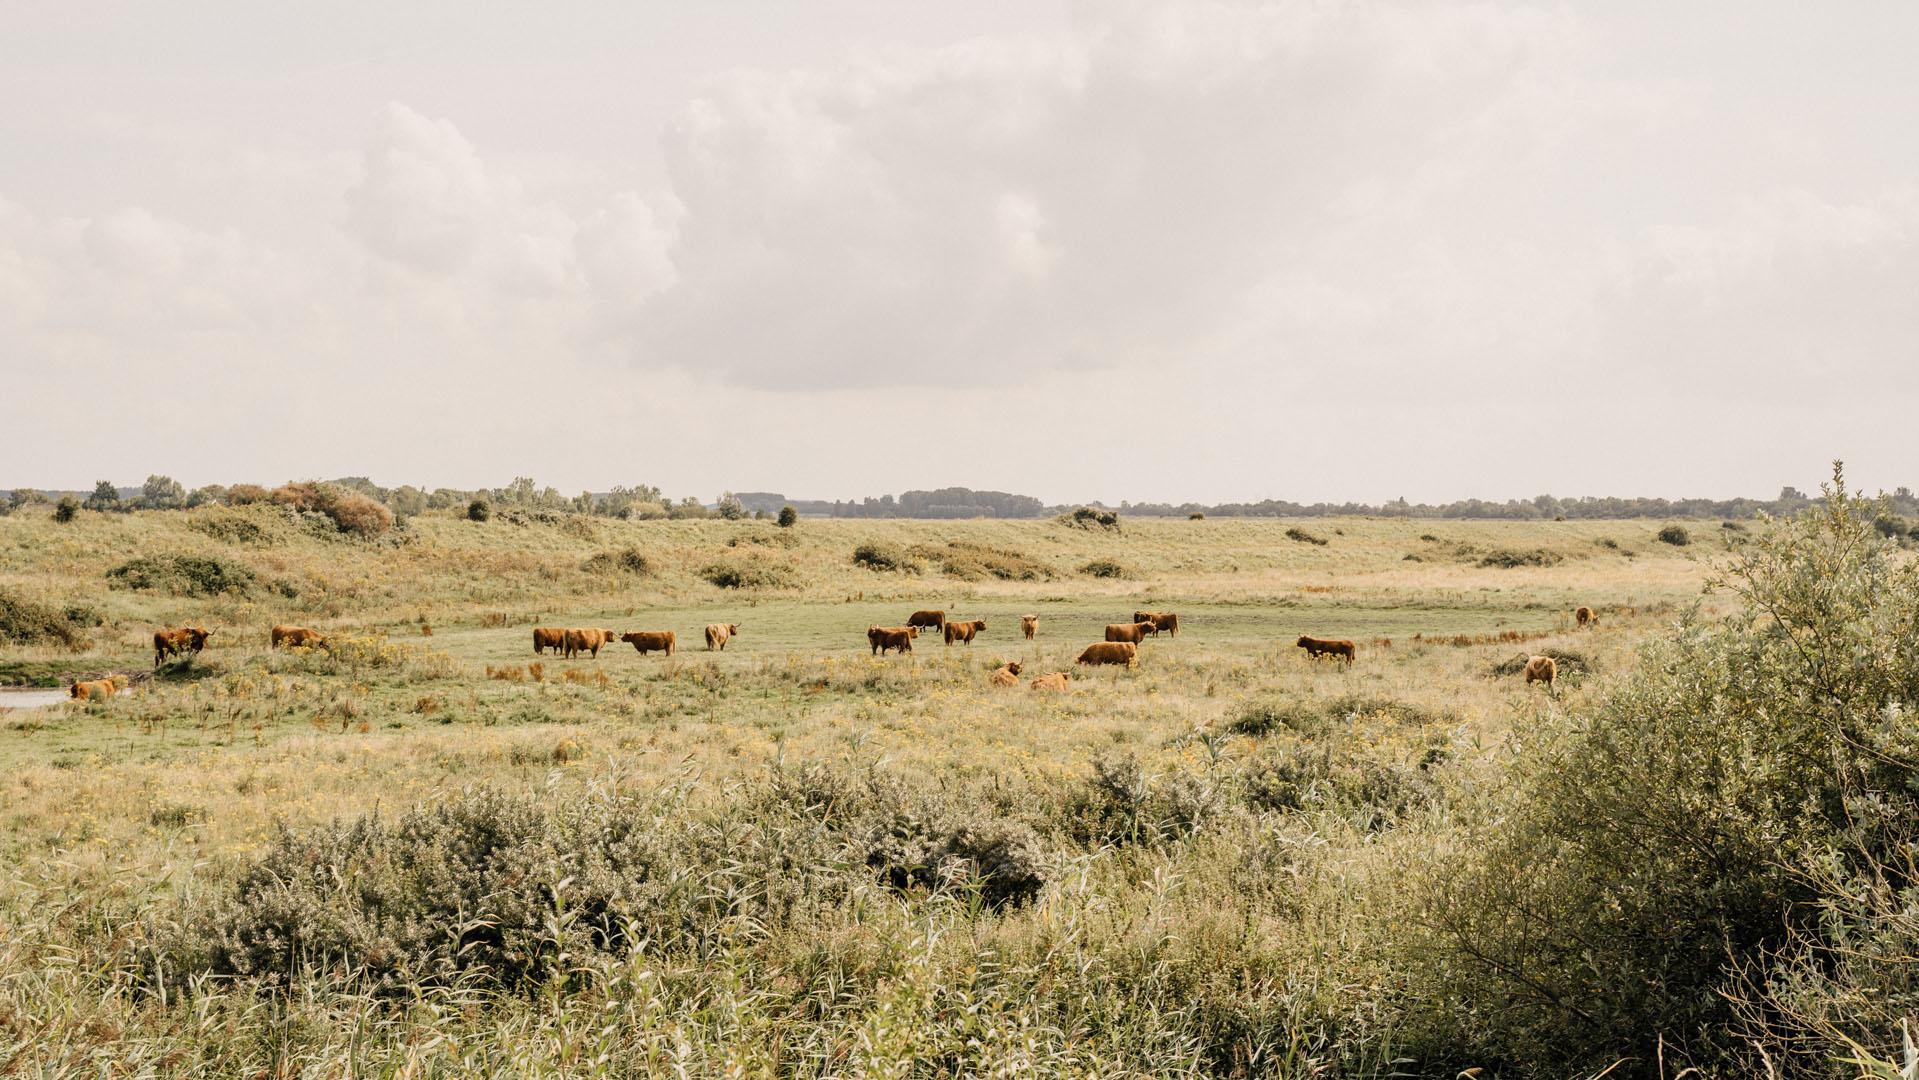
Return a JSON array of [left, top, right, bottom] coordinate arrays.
[[1188, 512, 1205, 520], [1655, 523, 1691, 546], [1240, 746, 1430, 829], [0, 587, 89, 648], [581, 548, 652, 576], [270, 482, 394, 538], [716, 493, 747, 520], [701, 560, 793, 590], [226, 483, 271, 505], [1488, 648, 1594, 679], [907, 541, 1052, 581], [53, 497, 78, 523], [1060, 507, 1120, 531], [777, 505, 798, 528], [1230, 695, 1454, 738], [189, 508, 279, 545], [1414, 466, 1919, 1072], [84, 480, 120, 512], [467, 499, 491, 522], [1475, 547, 1563, 569], [1078, 558, 1127, 579], [1285, 526, 1329, 546], [107, 554, 258, 597], [851, 542, 917, 573]]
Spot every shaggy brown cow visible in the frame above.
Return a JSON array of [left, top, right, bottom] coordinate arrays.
[[69, 676, 125, 701], [705, 623, 740, 651], [1020, 615, 1038, 640], [565, 628, 617, 659], [1523, 655, 1558, 690], [533, 627, 567, 654], [907, 610, 946, 634], [989, 661, 1023, 687], [944, 619, 986, 645], [1029, 671, 1070, 692], [619, 630, 675, 656], [1104, 622, 1151, 644], [271, 625, 328, 651], [1077, 641, 1138, 667], [1133, 611, 1180, 637], [1574, 606, 1597, 628], [1295, 635, 1356, 665], [868, 626, 916, 655], [153, 626, 212, 667]]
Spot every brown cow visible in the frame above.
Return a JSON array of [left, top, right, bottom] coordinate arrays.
[[1134, 611, 1180, 637], [1523, 655, 1558, 690], [1077, 641, 1138, 667], [1295, 635, 1356, 665], [619, 630, 675, 656], [1105, 622, 1151, 644], [1020, 615, 1038, 640], [868, 626, 916, 655], [1574, 606, 1597, 628], [533, 627, 567, 654], [1029, 671, 1070, 691], [705, 623, 740, 651], [565, 628, 617, 659], [153, 626, 212, 667], [944, 619, 986, 645], [989, 661, 1023, 687], [271, 625, 328, 651], [69, 676, 126, 701], [907, 610, 946, 634]]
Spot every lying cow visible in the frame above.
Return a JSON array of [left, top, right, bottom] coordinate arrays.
[[1133, 611, 1180, 637], [533, 627, 567, 654], [1077, 641, 1138, 668], [69, 676, 127, 701], [1029, 671, 1071, 691], [1105, 622, 1152, 644], [907, 610, 946, 634], [868, 626, 916, 655], [1523, 655, 1558, 690], [1020, 615, 1038, 640], [620, 630, 675, 656], [271, 625, 328, 651], [565, 628, 616, 659], [153, 625, 212, 668], [989, 661, 1023, 687], [944, 619, 986, 645], [705, 623, 740, 651], [1295, 635, 1356, 665]]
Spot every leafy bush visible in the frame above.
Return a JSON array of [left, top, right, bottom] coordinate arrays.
[[580, 548, 652, 576], [716, 493, 747, 520], [1188, 511, 1204, 520], [1078, 558, 1128, 579], [1488, 648, 1594, 679], [1060, 507, 1119, 531], [0, 587, 89, 648], [907, 541, 1052, 581], [1285, 526, 1329, 546], [466, 499, 491, 522], [777, 506, 798, 528], [1414, 466, 1919, 1072], [188, 507, 281, 545], [1230, 695, 1454, 738], [1475, 547, 1563, 568], [701, 560, 793, 590], [53, 497, 77, 523], [1240, 746, 1431, 829], [107, 554, 258, 597], [851, 542, 915, 572], [1656, 523, 1691, 546], [270, 482, 395, 538], [226, 483, 271, 505]]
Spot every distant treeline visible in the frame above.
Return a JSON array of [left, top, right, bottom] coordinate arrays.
[[5, 478, 1916, 523]]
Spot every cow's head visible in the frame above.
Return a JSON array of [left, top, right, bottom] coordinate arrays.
[[1005, 662, 1022, 675], [1295, 635, 1311, 647]]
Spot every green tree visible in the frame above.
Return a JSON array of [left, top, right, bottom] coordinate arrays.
[[53, 497, 78, 523], [777, 506, 798, 528], [467, 499, 491, 522], [141, 474, 186, 509], [717, 493, 747, 520], [84, 481, 120, 511]]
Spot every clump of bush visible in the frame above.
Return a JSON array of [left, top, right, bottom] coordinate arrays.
[[1488, 648, 1594, 679], [1240, 745, 1433, 830], [1059, 507, 1119, 531], [1475, 547, 1563, 569], [107, 554, 258, 597], [270, 482, 394, 538], [851, 542, 918, 573], [1285, 526, 1329, 546], [1230, 695, 1454, 738], [1078, 558, 1128, 579], [726, 530, 798, 550], [53, 497, 78, 524], [1655, 523, 1691, 546], [0, 587, 91, 648], [581, 548, 652, 576], [777, 506, 798, 528], [466, 499, 491, 522], [908, 541, 1052, 582], [189, 507, 282, 546], [701, 560, 794, 590]]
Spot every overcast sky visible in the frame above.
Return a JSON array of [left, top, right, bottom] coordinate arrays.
[[4, 1, 1917, 505]]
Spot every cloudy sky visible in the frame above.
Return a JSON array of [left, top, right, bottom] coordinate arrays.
[[4, 1, 1916, 505]]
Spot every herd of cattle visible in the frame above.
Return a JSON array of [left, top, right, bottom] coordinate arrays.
[[68, 604, 1602, 700]]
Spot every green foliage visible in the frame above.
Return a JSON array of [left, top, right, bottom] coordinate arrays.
[[107, 554, 259, 597], [1474, 547, 1563, 568], [1060, 506, 1120, 531], [0, 587, 90, 648], [1230, 695, 1454, 739], [701, 560, 793, 590], [84, 480, 120, 512], [140, 474, 185, 509], [53, 496, 78, 523], [851, 542, 917, 573], [777, 505, 798, 528], [580, 548, 652, 576], [466, 498, 491, 522], [1656, 523, 1691, 546], [1488, 648, 1594, 679], [716, 493, 747, 520], [1078, 558, 1128, 579], [1284, 526, 1329, 546], [188, 507, 282, 545], [1415, 464, 1919, 1073], [907, 541, 1052, 581]]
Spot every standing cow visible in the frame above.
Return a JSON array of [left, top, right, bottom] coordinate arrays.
[[705, 623, 740, 651], [1020, 615, 1038, 640], [944, 619, 986, 645]]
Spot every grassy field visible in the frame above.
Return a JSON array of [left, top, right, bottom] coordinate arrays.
[[0, 505, 1727, 1075]]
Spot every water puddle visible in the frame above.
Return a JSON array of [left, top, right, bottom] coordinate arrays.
[[0, 688, 69, 710]]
